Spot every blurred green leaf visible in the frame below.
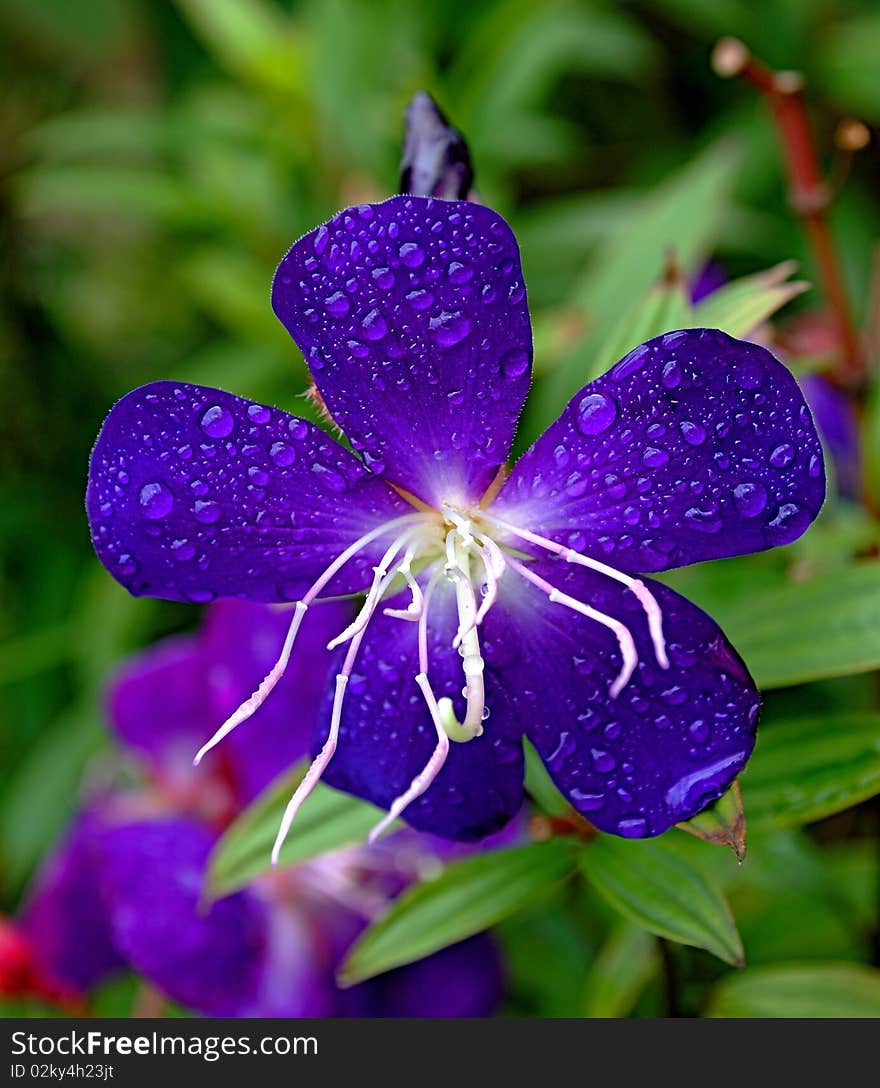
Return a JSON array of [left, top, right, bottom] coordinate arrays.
[[581, 921, 658, 1018], [741, 713, 880, 831], [719, 563, 880, 688], [816, 15, 880, 118], [590, 258, 693, 378], [208, 772, 386, 896], [706, 963, 880, 1017], [173, 0, 308, 97], [580, 835, 743, 965], [339, 841, 576, 985], [545, 140, 740, 412], [693, 260, 809, 338]]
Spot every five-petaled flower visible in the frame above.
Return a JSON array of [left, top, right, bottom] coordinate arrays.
[[86, 196, 825, 859]]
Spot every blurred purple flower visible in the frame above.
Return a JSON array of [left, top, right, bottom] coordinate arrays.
[[689, 260, 727, 305], [86, 197, 825, 858], [15, 601, 503, 1017], [799, 374, 861, 501]]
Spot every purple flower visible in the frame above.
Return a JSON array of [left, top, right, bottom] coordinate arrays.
[[86, 196, 825, 856], [16, 600, 503, 1017], [799, 374, 861, 501]]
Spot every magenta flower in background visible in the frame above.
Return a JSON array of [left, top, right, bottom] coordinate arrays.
[[14, 601, 503, 1017], [86, 196, 825, 860]]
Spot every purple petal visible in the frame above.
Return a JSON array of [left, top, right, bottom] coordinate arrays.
[[19, 813, 124, 991], [343, 934, 503, 1017], [107, 599, 351, 806], [87, 381, 410, 604], [272, 196, 532, 507], [495, 330, 825, 573], [800, 374, 861, 501], [107, 635, 208, 776], [96, 817, 329, 1016], [202, 599, 351, 804], [487, 557, 759, 836], [318, 577, 524, 840], [689, 261, 726, 304]]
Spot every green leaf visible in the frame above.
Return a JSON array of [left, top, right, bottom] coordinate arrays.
[[580, 835, 743, 965], [523, 739, 570, 816], [590, 256, 694, 378], [740, 714, 880, 831], [544, 140, 739, 414], [706, 963, 880, 1018], [693, 260, 809, 339], [339, 841, 576, 985], [208, 773, 387, 897], [718, 563, 880, 689], [581, 921, 658, 1018]]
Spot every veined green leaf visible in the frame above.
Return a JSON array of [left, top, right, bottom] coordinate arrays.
[[208, 772, 387, 897], [719, 563, 880, 688], [581, 921, 658, 1018], [339, 841, 576, 985], [706, 963, 880, 1017], [579, 835, 743, 965], [740, 714, 880, 831]]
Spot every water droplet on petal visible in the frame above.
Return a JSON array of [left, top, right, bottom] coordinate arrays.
[[732, 481, 767, 517], [139, 482, 173, 519], [325, 291, 351, 318], [500, 347, 529, 378], [399, 242, 425, 268], [577, 392, 618, 435], [448, 260, 473, 284], [661, 360, 682, 389], [769, 442, 794, 468], [616, 816, 648, 838], [680, 420, 706, 446], [247, 404, 271, 424], [429, 310, 471, 347], [270, 441, 296, 467], [642, 446, 669, 468], [193, 500, 222, 524], [288, 418, 309, 440], [361, 308, 387, 340], [200, 405, 234, 439]]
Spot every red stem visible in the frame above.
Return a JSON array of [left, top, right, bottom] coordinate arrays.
[[713, 38, 863, 386]]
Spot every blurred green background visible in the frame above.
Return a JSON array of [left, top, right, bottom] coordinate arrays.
[[3, 0, 880, 1017]]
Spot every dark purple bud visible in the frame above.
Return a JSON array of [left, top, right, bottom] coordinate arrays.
[[399, 91, 474, 199]]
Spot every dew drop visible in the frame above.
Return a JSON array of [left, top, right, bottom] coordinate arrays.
[[288, 418, 309, 440], [405, 289, 434, 311], [616, 817, 648, 838], [193, 500, 222, 524], [248, 465, 270, 487], [247, 404, 271, 424], [448, 260, 473, 284], [642, 446, 670, 468], [399, 242, 425, 268], [270, 442, 296, 467], [139, 482, 173, 519], [200, 405, 234, 439], [429, 310, 471, 347], [680, 420, 706, 446], [769, 442, 795, 468], [661, 360, 682, 389], [732, 481, 767, 517], [361, 308, 387, 340], [576, 392, 618, 435], [325, 291, 351, 318], [500, 347, 530, 378], [372, 266, 395, 290]]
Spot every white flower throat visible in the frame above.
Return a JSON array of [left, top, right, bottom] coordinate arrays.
[[192, 493, 670, 863]]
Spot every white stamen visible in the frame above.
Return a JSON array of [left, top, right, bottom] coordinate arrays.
[[271, 559, 405, 865], [192, 513, 421, 767], [382, 552, 424, 621], [368, 672, 450, 842], [327, 534, 416, 649], [508, 556, 638, 697], [482, 511, 669, 669]]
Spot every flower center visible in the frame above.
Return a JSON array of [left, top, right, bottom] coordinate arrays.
[[191, 498, 670, 863]]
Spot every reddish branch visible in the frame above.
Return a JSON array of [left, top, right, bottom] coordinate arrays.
[[712, 37, 865, 386]]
